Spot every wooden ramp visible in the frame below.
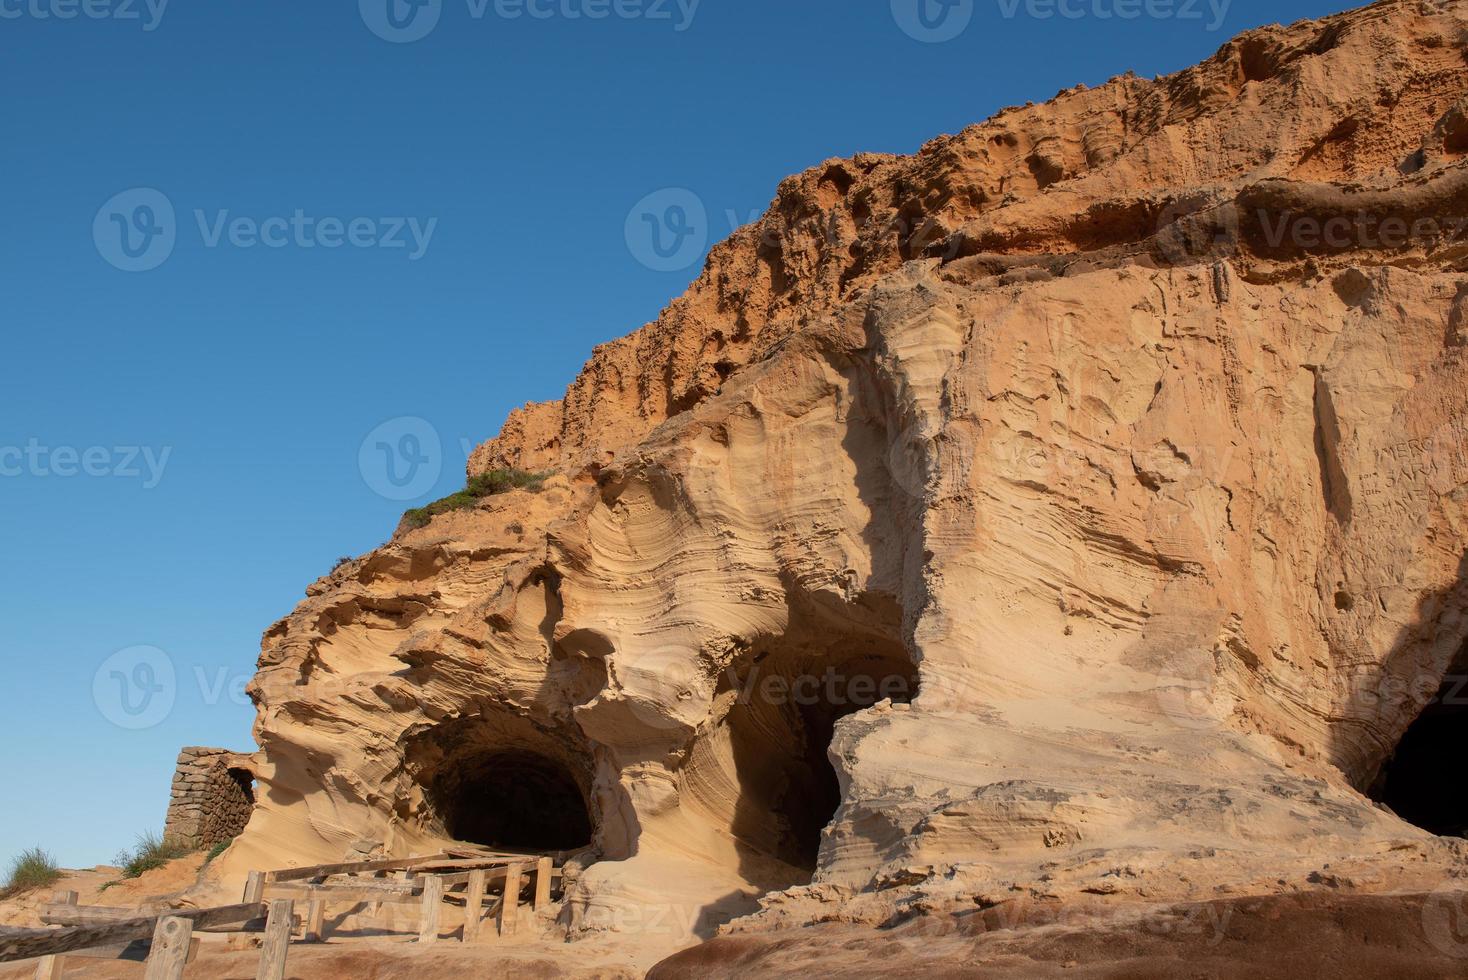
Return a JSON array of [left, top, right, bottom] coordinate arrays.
[[0, 848, 567, 978]]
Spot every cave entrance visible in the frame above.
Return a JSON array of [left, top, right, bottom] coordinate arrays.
[[1371, 673, 1468, 838], [228, 767, 256, 807], [407, 715, 597, 853], [428, 749, 593, 851], [712, 636, 918, 880]]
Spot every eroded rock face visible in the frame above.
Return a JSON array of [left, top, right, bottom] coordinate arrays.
[[224, 0, 1468, 958]]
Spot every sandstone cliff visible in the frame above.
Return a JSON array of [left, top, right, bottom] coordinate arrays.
[[218, 0, 1468, 968]]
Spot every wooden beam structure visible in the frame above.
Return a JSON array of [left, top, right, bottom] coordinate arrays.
[[265, 854, 452, 883], [462, 869, 487, 944], [0, 905, 265, 963], [262, 883, 421, 906], [533, 857, 553, 911], [256, 900, 293, 980], [417, 875, 445, 945], [498, 863, 524, 937], [7, 847, 566, 976], [141, 916, 193, 980]]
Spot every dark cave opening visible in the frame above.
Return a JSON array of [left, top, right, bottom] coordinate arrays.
[[1372, 675, 1468, 838], [721, 642, 918, 875], [228, 767, 256, 806], [427, 749, 594, 852]]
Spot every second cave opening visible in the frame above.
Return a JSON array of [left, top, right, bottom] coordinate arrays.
[[1371, 673, 1468, 838], [694, 634, 919, 879]]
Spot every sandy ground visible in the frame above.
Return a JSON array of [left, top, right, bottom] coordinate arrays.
[[0, 856, 208, 930], [0, 856, 653, 978], [8, 866, 1468, 978], [10, 886, 1468, 978]]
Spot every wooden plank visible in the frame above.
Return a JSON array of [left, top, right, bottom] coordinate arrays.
[[406, 858, 516, 873], [426, 866, 558, 891], [142, 916, 192, 980], [28, 933, 198, 974], [243, 871, 265, 904], [498, 863, 524, 937], [51, 939, 169, 962], [304, 900, 325, 943], [446, 846, 571, 863], [533, 857, 553, 911], [41, 905, 154, 926], [462, 870, 486, 944], [266, 854, 451, 883], [255, 900, 292, 980], [41, 903, 284, 933], [38, 902, 236, 929], [417, 876, 444, 945], [0, 904, 266, 963], [263, 884, 420, 906]]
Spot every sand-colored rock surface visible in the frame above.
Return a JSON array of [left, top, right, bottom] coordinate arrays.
[[0, 856, 206, 931], [191, 0, 1468, 970]]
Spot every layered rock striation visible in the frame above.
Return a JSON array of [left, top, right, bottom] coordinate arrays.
[[221, 0, 1468, 962]]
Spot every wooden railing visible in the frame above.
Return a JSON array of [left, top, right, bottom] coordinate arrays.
[[0, 847, 566, 978], [2, 891, 284, 979]]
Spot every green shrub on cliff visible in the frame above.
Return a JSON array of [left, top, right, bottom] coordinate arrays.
[[2, 847, 61, 898], [401, 468, 550, 530], [116, 832, 191, 879]]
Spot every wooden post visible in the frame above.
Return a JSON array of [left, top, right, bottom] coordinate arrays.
[[462, 869, 486, 943], [533, 857, 553, 911], [498, 863, 524, 937], [243, 871, 265, 905], [142, 916, 193, 980], [304, 899, 326, 942], [256, 899, 293, 980], [417, 875, 444, 944], [35, 891, 78, 976]]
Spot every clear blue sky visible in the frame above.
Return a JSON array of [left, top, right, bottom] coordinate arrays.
[[0, 0, 1347, 871]]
